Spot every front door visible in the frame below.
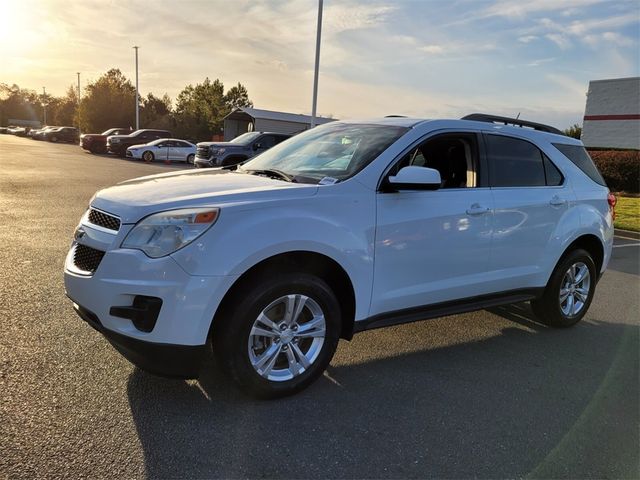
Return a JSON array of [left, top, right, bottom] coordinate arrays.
[[371, 132, 494, 316]]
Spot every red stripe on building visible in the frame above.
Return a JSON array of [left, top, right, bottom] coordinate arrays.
[[583, 114, 640, 121]]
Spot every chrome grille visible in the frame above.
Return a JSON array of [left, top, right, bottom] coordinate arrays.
[[88, 208, 120, 231], [73, 244, 105, 274], [196, 145, 210, 158]]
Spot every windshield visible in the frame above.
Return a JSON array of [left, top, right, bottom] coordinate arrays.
[[240, 123, 408, 183], [229, 132, 262, 144], [101, 128, 117, 135]]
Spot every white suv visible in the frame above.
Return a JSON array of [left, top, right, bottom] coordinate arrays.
[[64, 114, 614, 398]]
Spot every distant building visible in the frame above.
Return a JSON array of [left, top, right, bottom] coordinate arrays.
[[223, 107, 336, 141], [581, 77, 640, 149]]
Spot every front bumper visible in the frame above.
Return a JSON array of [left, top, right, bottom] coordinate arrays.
[[194, 157, 216, 168], [107, 144, 125, 155], [72, 302, 206, 378]]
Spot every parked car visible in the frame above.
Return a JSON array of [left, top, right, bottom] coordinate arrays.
[[107, 129, 172, 156], [64, 114, 614, 399], [81, 127, 132, 154], [0, 127, 10, 134], [43, 126, 79, 143], [8, 126, 27, 136], [126, 138, 196, 164], [194, 131, 291, 168], [31, 126, 58, 140]]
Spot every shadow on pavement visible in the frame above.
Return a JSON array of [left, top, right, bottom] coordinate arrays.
[[127, 307, 638, 479]]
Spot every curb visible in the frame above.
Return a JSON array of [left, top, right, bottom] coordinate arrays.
[[614, 228, 640, 239]]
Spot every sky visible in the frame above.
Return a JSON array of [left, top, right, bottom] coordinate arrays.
[[1, 0, 639, 129]]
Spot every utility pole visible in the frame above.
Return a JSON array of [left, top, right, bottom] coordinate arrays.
[[77, 72, 81, 131], [310, 0, 323, 127], [42, 87, 47, 125], [133, 46, 140, 130]]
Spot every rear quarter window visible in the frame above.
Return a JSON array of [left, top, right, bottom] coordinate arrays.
[[552, 143, 606, 186]]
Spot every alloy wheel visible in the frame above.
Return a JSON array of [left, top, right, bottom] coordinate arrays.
[[248, 294, 326, 382], [559, 262, 591, 317]]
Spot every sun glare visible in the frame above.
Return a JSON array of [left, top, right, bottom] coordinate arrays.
[[0, 2, 37, 48]]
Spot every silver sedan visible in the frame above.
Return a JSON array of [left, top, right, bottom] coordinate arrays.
[[126, 138, 196, 164]]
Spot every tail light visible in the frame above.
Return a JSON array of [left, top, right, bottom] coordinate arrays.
[[607, 193, 616, 220]]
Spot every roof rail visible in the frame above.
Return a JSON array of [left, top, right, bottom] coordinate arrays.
[[461, 113, 564, 136]]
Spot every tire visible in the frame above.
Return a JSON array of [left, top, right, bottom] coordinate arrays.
[[142, 151, 154, 162], [187, 154, 195, 165], [213, 272, 342, 399], [531, 248, 597, 328], [50, 136, 58, 143]]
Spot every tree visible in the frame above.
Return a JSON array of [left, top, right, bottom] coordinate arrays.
[[50, 85, 79, 126], [0, 83, 42, 125], [77, 69, 136, 132], [564, 124, 582, 139], [174, 78, 253, 141], [140, 92, 172, 128], [224, 83, 253, 110]]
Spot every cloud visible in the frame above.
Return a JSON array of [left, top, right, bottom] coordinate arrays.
[[546, 73, 587, 98], [481, 0, 604, 19], [420, 45, 445, 55], [545, 33, 572, 49], [518, 35, 538, 43], [526, 57, 557, 67]]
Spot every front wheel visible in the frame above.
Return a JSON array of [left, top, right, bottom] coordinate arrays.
[[142, 151, 154, 162], [50, 136, 58, 143], [213, 272, 341, 398], [531, 249, 597, 328], [186, 154, 195, 165]]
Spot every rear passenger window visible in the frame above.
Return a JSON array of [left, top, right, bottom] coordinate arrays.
[[543, 155, 563, 186], [486, 135, 545, 187]]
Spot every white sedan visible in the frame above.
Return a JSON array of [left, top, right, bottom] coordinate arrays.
[[126, 138, 196, 164]]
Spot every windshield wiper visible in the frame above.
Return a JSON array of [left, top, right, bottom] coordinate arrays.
[[246, 169, 296, 182]]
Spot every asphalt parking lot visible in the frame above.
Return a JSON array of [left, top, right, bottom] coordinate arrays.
[[0, 134, 638, 479]]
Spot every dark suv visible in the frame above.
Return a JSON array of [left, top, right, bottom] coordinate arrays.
[[107, 129, 172, 156], [45, 127, 79, 143], [194, 132, 291, 168], [81, 127, 132, 154]]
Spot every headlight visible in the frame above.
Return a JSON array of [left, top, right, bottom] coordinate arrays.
[[212, 148, 225, 155], [122, 208, 220, 258], [110, 138, 120, 143]]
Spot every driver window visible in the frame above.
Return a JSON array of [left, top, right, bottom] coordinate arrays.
[[391, 133, 479, 188]]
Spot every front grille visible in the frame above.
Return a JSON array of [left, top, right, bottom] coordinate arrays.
[[73, 244, 105, 274], [196, 145, 210, 158], [88, 208, 121, 231]]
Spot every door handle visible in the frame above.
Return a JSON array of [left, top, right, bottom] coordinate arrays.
[[466, 203, 491, 215], [549, 196, 567, 206]]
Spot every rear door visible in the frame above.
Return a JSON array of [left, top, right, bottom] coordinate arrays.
[[484, 133, 569, 290]]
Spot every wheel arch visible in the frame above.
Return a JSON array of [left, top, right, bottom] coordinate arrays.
[[555, 234, 605, 280], [209, 250, 357, 342]]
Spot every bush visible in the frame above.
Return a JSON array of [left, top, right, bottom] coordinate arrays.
[[588, 150, 640, 194]]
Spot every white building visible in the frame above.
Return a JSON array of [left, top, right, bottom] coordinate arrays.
[[581, 77, 640, 149], [223, 107, 336, 141]]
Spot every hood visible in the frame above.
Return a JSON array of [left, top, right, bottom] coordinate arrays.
[[197, 141, 244, 148], [127, 143, 150, 149], [91, 169, 318, 224], [81, 133, 106, 139]]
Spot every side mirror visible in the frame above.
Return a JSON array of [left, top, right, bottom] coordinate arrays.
[[253, 143, 262, 151], [387, 166, 441, 191]]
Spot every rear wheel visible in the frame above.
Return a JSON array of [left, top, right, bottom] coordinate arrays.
[[187, 154, 195, 164], [531, 249, 596, 328], [142, 151, 154, 162], [50, 135, 58, 143], [213, 272, 341, 398]]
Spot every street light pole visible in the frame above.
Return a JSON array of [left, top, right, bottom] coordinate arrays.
[[310, 0, 323, 128], [77, 72, 81, 131], [42, 87, 47, 125], [133, 46, 139, 130]]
